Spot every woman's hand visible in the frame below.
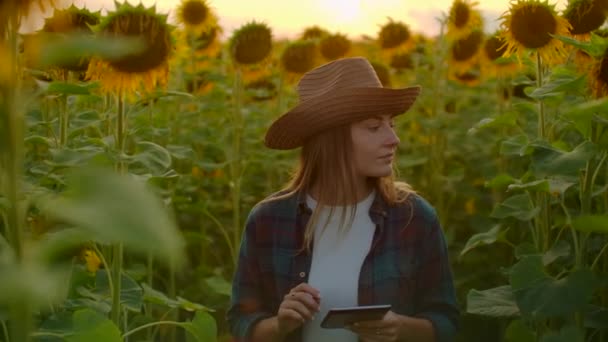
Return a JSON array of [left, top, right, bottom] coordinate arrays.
[[347, 311, 406, 342], [276, 283, 321, 337]]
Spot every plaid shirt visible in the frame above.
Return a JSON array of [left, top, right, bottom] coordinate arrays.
[[227, 190, 459, 342]]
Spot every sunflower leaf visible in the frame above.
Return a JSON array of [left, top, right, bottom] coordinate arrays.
[[551, 33, 608, 58]]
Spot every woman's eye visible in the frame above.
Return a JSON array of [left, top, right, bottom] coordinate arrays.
[[368, 126, 380, 131]]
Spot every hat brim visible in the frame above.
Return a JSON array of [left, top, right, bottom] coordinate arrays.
[[264, 85, 421, 150]]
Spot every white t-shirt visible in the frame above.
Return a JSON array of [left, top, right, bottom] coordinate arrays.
[[301, 190, 376, 342]]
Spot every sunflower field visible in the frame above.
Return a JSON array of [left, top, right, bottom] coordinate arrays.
[[1, 0, 608, 340]]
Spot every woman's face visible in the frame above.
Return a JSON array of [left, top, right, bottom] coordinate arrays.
[[350, 114, 400, 179]]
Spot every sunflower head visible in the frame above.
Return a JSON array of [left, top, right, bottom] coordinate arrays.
[[370, 61, 391, 87], [447, 0, 483, 39], [39, 5, 101, 72], [300, 26, 329, 40], [229, 21, 273, 66], [281, 40, 317, 75], [177, 0, 216, 33], [319, 33, 351, 60], [42, 5, 100, 33], [481, 31, 521, 77], [378, 18, 412, 50], [563, 0, 607, 35], [449, 29, 483, 73], [499, 0, 571, 63], [86, 1, 172, 95]]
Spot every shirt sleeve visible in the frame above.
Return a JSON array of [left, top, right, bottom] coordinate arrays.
[[226, 209, 274, 341], [413, 204, 460, 342]]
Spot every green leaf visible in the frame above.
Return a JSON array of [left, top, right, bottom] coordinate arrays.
[[128, 141, 173, 176], [509, 255, 548, 291], [45, 82, 96, 95], [562, 98, 608, 138], [0, 261, 69, 307], [32, 228, 92, 266], [542, 240, 570, 266], [142, 283, 179, 308], [571, 215, 608, 234], [47, 146, 108, 168], [95, 270, 143, 312], [539, 325, 584, 342], [505, 319, 535, 342], [507, 179, 549, 193], [485, 173, 517, 190], [527, 69, 585, 99], [182, 311, 217, 342], [39, 168, 185, 267], [531, 141, 597, 178], [510, 257, 596, 318], [466, 285, 520, 318], [205, 275, 232, 297], [584, 305, 608, 330], [65, 309, 121, 342], [491, 194, 538, 221], [552, 33, 608, 58], [460, 225, 508, 257], [37, 33, 144, 70], [177, 297, 213, 312], [500, 134, 531, 157], [467, 111, 518, 135]]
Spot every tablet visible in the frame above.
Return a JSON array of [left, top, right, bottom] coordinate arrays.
[[320, 304, 391, 329]]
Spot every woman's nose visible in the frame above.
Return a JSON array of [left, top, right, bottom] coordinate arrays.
[[386, 127, 400, 146]]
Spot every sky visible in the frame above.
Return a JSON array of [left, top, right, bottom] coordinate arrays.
[[22, 0, 568, 39]]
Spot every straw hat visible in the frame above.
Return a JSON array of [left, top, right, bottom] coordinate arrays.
[[264, 56, 421, 150]]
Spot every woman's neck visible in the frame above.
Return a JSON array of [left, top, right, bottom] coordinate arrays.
[[309, 177, 374, 205]]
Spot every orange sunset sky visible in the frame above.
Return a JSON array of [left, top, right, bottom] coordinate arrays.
[[22, 0, 569, 39]]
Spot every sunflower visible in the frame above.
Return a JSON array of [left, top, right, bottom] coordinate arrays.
[[563, 0, 608, 35], [480, 31, 521, 78], [590, 46, 608, 97], [0, 0, 53, 20], [378, 18, 414, 52], [280, 39, 318, 77], [300, 25, 329, 40], [499, 0, 571, 64], [448, 29, 484, 73], [174, 23, 222, 72], [447, 0, 483, 40], [86, 2, 172, 95], [245, 76, 277, 101], [176, 0, 216, 34], [40, 5, 101, 73], [319, 33, 351, 60], [229, 21, 272, 66]]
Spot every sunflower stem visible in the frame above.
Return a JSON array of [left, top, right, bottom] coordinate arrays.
[[58, 71, 69, 148], [111, 91, 126, 327], [231, 66, 244, 265], [2, 8, 31, 342], [535, 53, 550, 253]]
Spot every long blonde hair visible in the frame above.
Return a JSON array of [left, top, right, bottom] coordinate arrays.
[[266, 124, 414, 251]]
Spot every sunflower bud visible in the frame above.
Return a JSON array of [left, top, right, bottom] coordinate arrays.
[[378, 19, 411, 49], [319, 33, 351, 60], [230, 21, 273, 65], [563, 0, 607, 35], [281, 40, 317, 74]]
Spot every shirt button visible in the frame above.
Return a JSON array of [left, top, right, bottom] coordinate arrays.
[[299, 272, 306, 278]]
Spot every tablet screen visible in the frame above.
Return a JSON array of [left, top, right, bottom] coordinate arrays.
[[320, 304, 391, 329]]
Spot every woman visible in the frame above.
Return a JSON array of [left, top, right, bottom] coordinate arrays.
[[227, 57, 459, 342]]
